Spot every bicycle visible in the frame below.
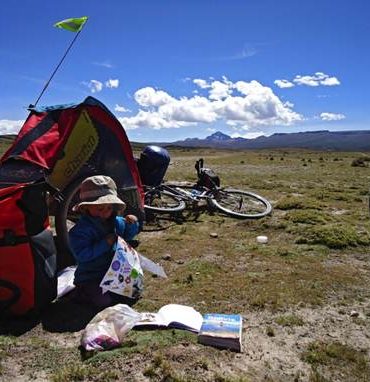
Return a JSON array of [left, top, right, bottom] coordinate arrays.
[[144, 158, 272, 219], [52, 158, 272, 266]]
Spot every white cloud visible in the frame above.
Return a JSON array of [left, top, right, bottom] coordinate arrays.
[[159, 95, 218, 123], [93, 61, 114, 68], [320, 77, 340, 86], [194, 77, 233, 99], [84, 78, 120, 93], [0, 119, 24, 135], [105, 79, 119, 88], [120, 79, 303, 130], [87, 80, 103, 93], [114, 104, 130, 113], [193, 79, 210, 89], [119, 110, 189, 130], [212, 45, 257, 61], [293, 72, 340, 87], [226, 121, 239, 127], [209, 77, 233, 100], [275, 72, 340, 89], [134, 87, 175, 107], [285, 101, 294, 108], [294, 75, 320, 87], [227, 80, 302, 126], [230, 131, 265, 139], [274, 79, 295, 88], [230, 46, 257, 60], [320, 112, 346, 121]]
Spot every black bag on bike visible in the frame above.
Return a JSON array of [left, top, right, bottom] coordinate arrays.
[[198, 168, 220, 189], [195, 158, 220, 189], [0, 181, 57, 316]]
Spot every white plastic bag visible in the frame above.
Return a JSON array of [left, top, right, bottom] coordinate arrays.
[[100, 237, 144, 298], [57, 266, 76, 299], [81, 304, 143, 351]]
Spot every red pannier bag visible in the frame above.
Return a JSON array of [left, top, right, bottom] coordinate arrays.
[[0, 181, 57, 316]]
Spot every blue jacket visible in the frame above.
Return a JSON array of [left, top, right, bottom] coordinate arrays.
[[69, 215, 139, 284]]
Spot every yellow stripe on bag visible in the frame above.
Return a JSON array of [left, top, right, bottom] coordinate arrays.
[[48, 109, 99, 189]]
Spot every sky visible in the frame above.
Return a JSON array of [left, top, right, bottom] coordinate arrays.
[[0, 0, 369, 142]]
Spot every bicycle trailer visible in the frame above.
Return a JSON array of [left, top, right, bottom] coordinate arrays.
[[0, 96, 145, 274]]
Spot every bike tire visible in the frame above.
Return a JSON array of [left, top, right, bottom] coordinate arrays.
[[210, 188, 272, 219], [144, 189, 186, 214], [54, 176, 87, 268]]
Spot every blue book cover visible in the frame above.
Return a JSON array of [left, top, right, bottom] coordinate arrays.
[[198, 313, 243, 352]]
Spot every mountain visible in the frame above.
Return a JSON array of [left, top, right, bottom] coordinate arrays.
[[206, 131, 231, 141], [167, 130, 370, 151]]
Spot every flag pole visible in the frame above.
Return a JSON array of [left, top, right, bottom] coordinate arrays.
[[32, 31, 81, 107], [31, 16, 88, 107]]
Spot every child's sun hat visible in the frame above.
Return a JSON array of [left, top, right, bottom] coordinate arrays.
[[73, 175, 126, 211]]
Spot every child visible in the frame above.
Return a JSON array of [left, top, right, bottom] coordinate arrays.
[[69, 175, 139, 309]]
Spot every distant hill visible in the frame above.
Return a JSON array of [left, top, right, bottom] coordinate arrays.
[[0, 134, 16, 143], [166, 130, 370, 151], [2, 130, 370, 153]]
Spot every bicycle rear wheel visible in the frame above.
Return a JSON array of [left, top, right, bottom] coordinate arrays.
[[144, 189, 186, 214], [54, 176, 88, 269], [211, 189, 272, 219]]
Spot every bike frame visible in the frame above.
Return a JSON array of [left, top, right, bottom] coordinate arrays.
[[148, 183, 214, 205]]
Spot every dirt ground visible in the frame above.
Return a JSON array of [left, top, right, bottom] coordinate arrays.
[[1, 149, 370, 381], [1, 246, 369, 382], [1, 296, 369, 381]]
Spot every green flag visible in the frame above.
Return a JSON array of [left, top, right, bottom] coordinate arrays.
[[54, 16, 88, 32]]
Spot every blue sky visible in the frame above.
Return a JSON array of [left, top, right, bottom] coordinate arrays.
[[0, 0, 369, 142]]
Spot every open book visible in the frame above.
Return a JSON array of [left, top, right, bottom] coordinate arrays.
[[197, 313, 243, 352], [134, 304, 203, 333]]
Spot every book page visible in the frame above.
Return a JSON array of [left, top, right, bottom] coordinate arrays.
[[157, 304, 203, 331], [134, 304, 203, 332], [135, 312, 165, 326]]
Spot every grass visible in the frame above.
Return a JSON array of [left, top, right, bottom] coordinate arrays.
[[275, 314, 304, 327], [275, 196, 323, 211], [0, 336, 17, 375], [1, 145, 370, 381], [51, 363, 97, 382], [302, 341, 370, 382], [86, 330, 196, 363]]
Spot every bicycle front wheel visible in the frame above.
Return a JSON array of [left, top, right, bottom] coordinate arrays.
[[211, 189, 272, 219], [144, 189, 186, 214]]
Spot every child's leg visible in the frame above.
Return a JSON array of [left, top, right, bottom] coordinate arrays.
[[109, 293, 139, 307], [73, 282, 114, 309]]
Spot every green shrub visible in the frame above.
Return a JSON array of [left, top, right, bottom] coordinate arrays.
[[276, 197, 321, 211], [302, 341, 370, 379], [286, 210, 327, 225], [296, 225, 370, 249], [275, 314, 304, 327]]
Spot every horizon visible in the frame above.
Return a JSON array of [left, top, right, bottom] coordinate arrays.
[[3, 128, 370, 145], [1, 0, 369, 143]]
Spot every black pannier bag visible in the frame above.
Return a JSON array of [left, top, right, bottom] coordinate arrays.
[[137, 146, 170, 186], [0, 181, 57, 316], [196, 159, 220, 189]]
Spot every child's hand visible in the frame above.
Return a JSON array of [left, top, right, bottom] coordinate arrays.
[[125, 214, 138, 224], [106, 233, 117, 246]]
